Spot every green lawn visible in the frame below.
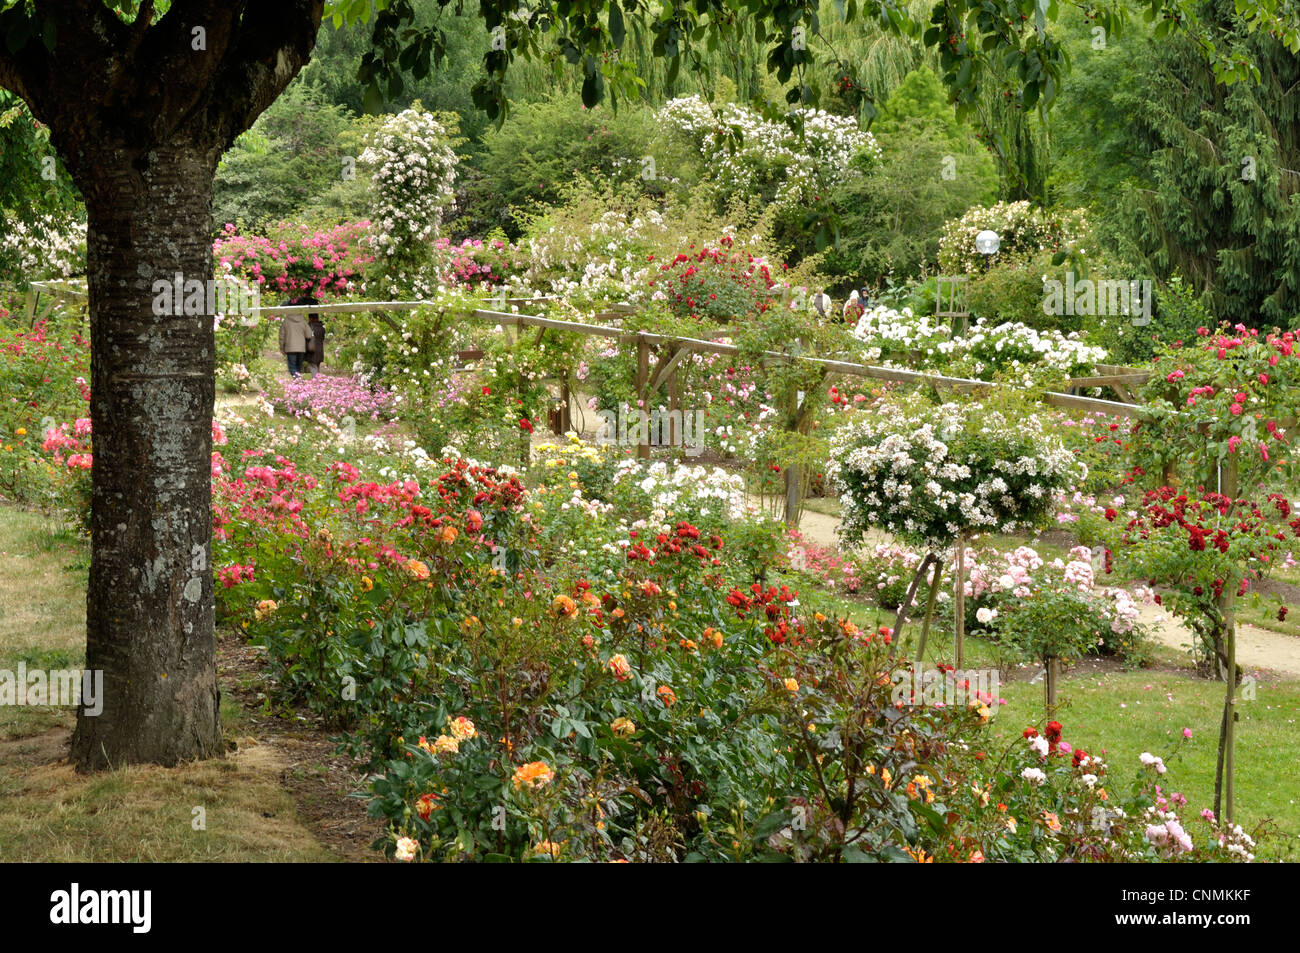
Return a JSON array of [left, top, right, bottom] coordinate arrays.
[[800, 575, 1300, 860]]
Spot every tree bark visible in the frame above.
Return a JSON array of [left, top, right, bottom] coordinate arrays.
[[0, 0, 325, 770], [69, 143, 223, 770]]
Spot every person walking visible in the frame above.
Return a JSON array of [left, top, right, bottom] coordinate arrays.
[[811, 289, 831, 318], [278, 302, 314, 378], [305, 312, 326, 375], [842, 289, 864, 322]]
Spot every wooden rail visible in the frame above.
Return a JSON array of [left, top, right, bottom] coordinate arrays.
[[249, 297, 1147, 521]]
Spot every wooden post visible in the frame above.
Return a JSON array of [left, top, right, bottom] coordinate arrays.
[[1045, 656, 1059, 718], [783, 465, 800, 526], [1219, 456, 1240, 823], [914, 557, 943, 663], [668, 352, 680, 457], [954, 537, 967, 668], [635, 334, 650, 461], [783, 384, 801, 525]]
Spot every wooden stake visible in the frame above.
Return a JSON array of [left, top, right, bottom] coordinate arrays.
[[1046, 656, 1059, 718], [954, 537, 966, 668], [635, 335, 650, 461], [1219, 456, 1240, 823], [915, 557, 943, 663]]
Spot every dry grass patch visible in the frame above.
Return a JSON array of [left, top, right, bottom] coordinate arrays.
[[0, 504, 355, 862], [0, 727, 338, 862], [0, 508, 86, 739]]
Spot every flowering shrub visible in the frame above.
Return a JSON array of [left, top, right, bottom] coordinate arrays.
[[213, 220, 373, 300], [849, 308, 1104, 385], [1136, 322, 1300, 489], [660, 96, 878, 210], [829, 395, 1082, 549], [851, 304, 952, 361], [360, 104, 459, 298], [431, 236, 525, 291], [36, 416, 93, 530], [211, 437, 977, 862], [272, 373, 397, 421], [0, 319, 90, 505], [648, 238, 777, 323], [938, 319, 1106, 384], [516, 203, 671, 306], [960, 544, 1146, 661], [946, 723, 1257, 862], [1120, 489, 1300, 672], [0, 213, 85, 284], [938, 201, 1087, 274]]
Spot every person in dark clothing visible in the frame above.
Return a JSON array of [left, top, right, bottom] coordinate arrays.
[[305, 313, 326, 375]]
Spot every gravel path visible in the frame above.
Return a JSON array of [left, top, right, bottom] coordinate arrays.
[[794, 506, 1300, 679]]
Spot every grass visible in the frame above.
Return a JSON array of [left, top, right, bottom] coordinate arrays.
[[0, 504, 342, 862], [0, 507, 87, 739], [799, 571, 1300, 860], [913, 625, 1300, 860], [992, 671, 1300, 861]]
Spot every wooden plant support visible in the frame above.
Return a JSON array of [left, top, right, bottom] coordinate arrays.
[[1045, 656, 1060, 718], [913, 557, 943, 663], [890, 552, 935, 658], [954, 536, 967, 669], [635, 335, 650, 460], [1214, 455, 1241, 824]]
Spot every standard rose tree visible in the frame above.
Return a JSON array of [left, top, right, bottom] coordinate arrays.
[[828, 393, 1081, 665]]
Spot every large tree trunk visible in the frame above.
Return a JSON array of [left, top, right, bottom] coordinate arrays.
[[69, 143, 223, 770]]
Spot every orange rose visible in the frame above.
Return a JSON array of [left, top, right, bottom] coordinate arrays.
[[512, 760, 555, 790]]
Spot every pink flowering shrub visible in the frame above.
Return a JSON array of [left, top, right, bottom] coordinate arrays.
[[213, 220, 374, 300], [431, 236, 526, 290], [272, 373, 397, 421], [961, 543, 1148, 660]]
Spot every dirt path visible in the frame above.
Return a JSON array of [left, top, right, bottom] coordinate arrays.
[[794, 506, 1300, 679], [1133, 603, 1300, 679]]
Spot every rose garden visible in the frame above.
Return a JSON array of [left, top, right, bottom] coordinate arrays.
[[1, 0, 1299, 867]]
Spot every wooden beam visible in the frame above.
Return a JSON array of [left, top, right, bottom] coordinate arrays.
[[649, 345, 691, 392]]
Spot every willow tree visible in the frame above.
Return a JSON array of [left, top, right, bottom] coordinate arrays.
[[0, 0, 1290, 771]]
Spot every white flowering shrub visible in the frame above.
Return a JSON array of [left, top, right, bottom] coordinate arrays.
[[828, 396, 1082, 548], [849, 306, 1104, 384], [659, 96, 878, 210], [938, 201, 1087, 274], [0, 213, 86, 285], [938, 318, 1107, 384], [851, 304, 953, 361], [359, 105, 459, 298], [519, 206, 670, 306]]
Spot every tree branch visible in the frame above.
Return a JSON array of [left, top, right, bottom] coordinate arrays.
[[201, 0, 325, 149]]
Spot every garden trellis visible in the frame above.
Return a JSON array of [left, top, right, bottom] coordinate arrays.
[[22, 278, 87, 327], [253, 296, 1259, 825]]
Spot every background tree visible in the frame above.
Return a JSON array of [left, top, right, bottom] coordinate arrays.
[[817, 66, 998, 288]]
